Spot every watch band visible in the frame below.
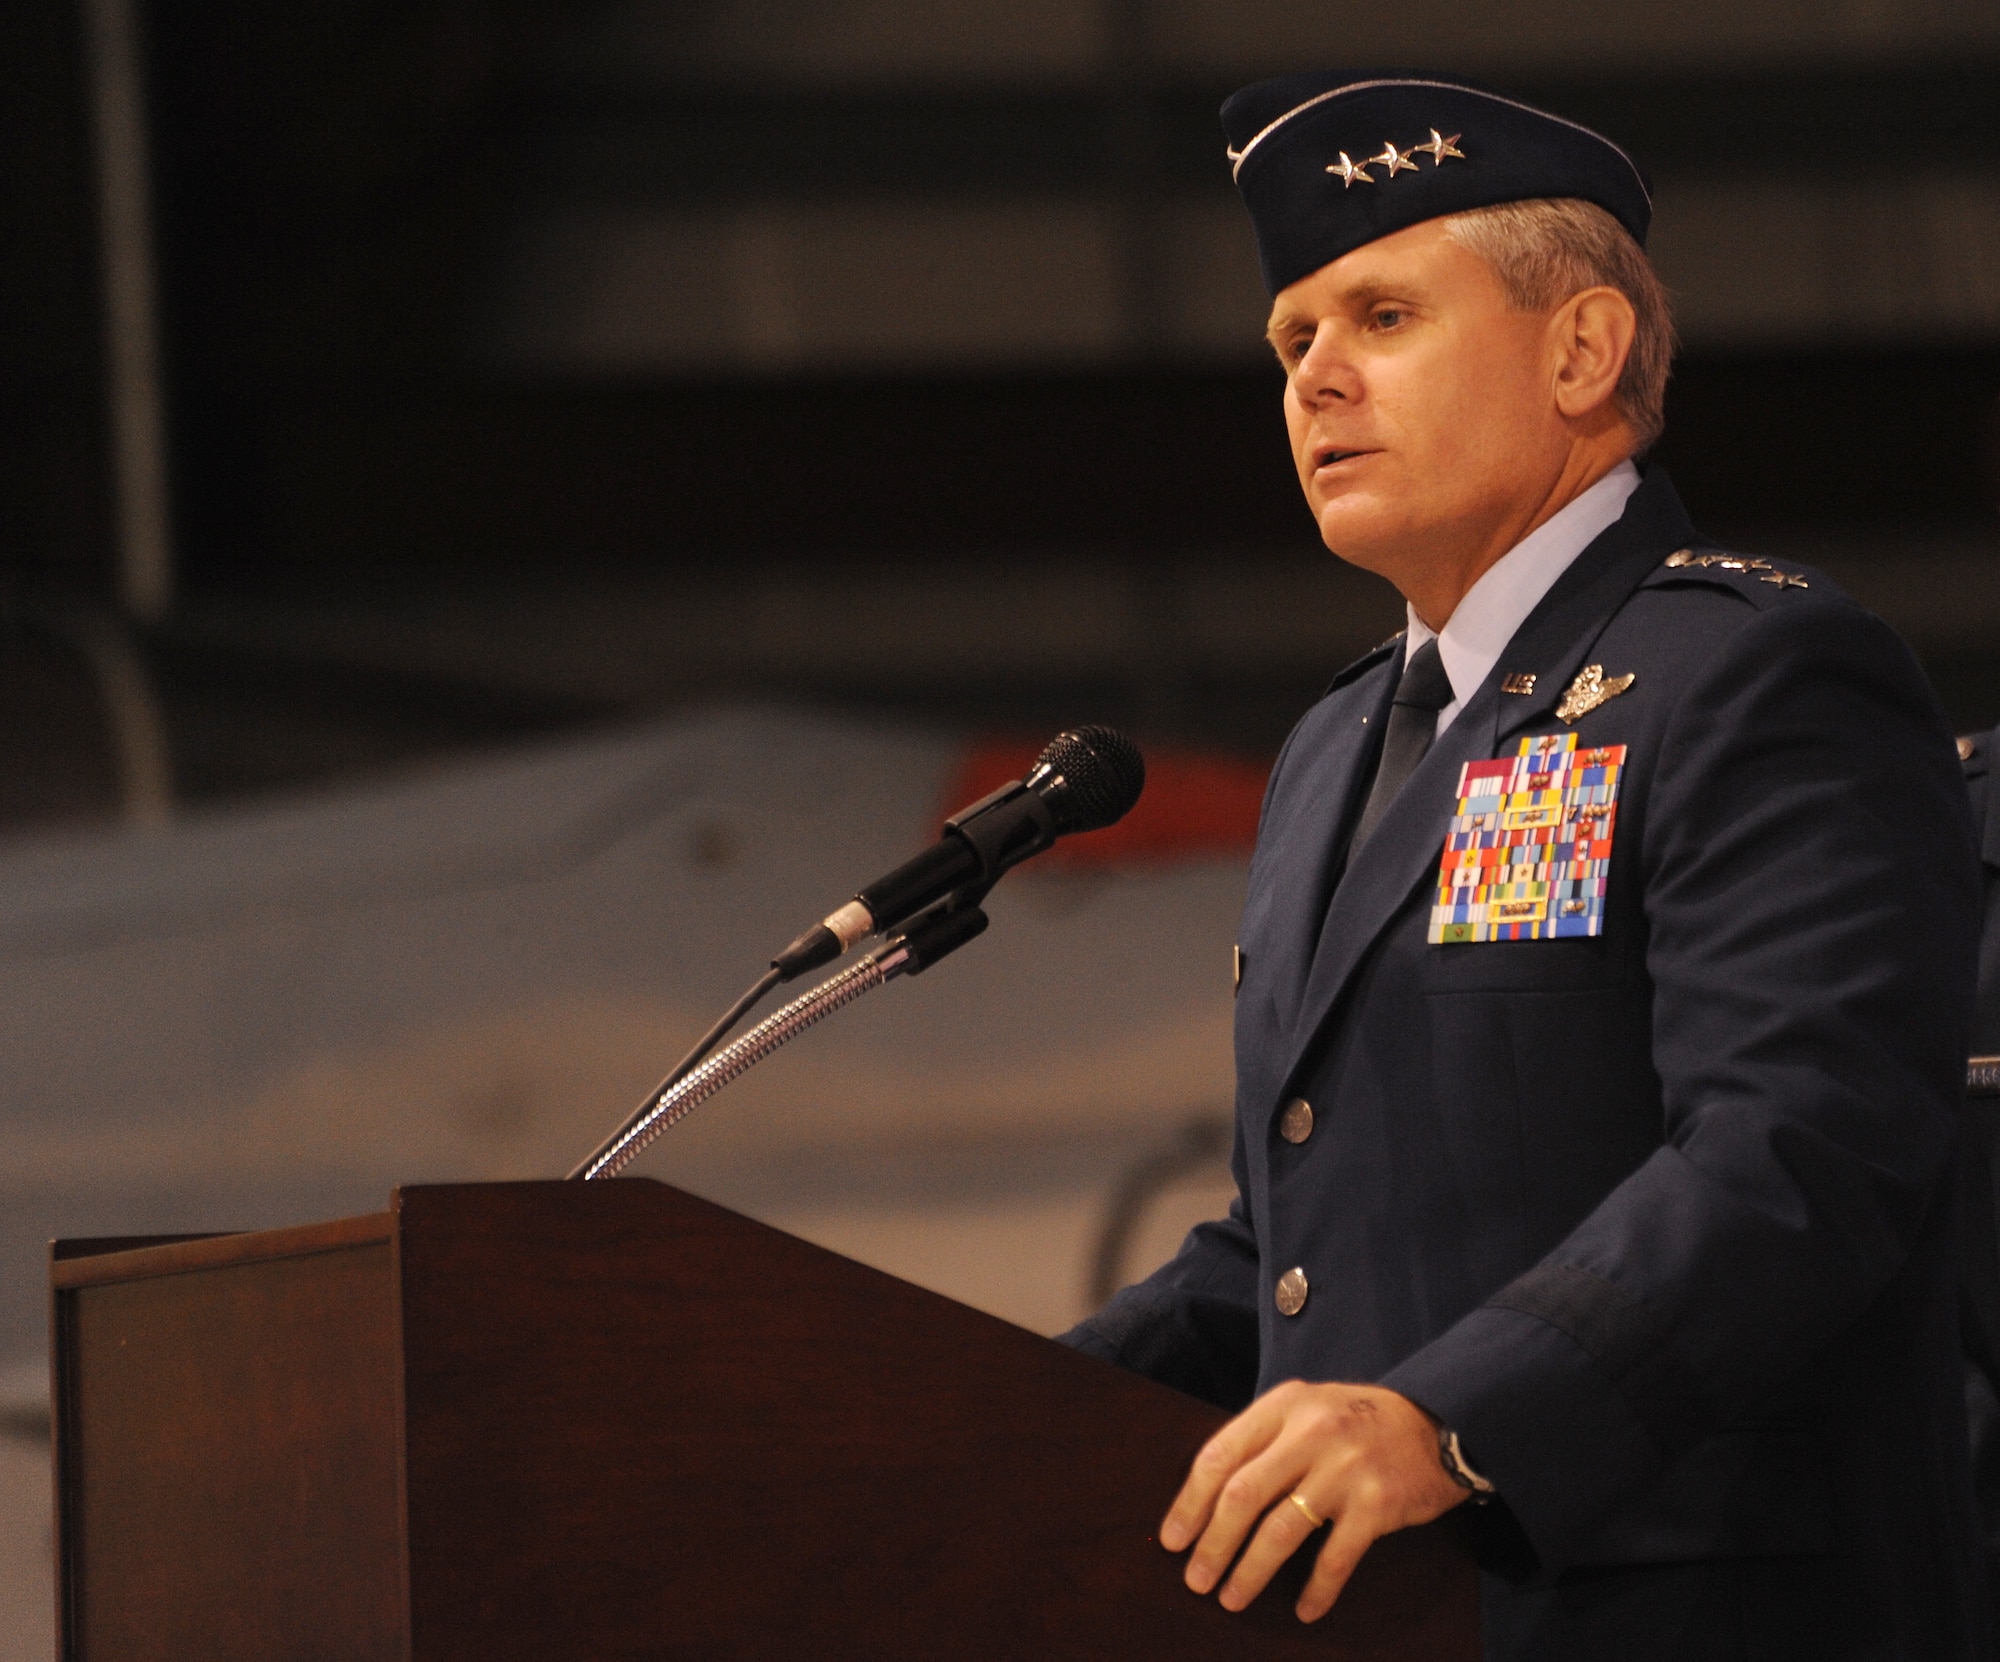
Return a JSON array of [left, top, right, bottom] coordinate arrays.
[[1437, 1425, 1497, 1503]]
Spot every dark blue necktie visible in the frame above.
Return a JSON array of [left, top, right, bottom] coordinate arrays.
[[1349, 636, 1455, 854]]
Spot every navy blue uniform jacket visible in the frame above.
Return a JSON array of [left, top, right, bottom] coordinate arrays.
[[1067, 469, 1988, 1659]]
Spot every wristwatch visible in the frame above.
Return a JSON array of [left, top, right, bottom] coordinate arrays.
[[1437, 1426, 1497, 1504]]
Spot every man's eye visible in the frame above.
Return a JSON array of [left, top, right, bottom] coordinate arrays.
[[1371, 308, 1406, 330]]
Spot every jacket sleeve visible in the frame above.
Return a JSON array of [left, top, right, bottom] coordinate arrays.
[[1058, 1120, 1263, 1411], [1382, 597, 1980, 1572]]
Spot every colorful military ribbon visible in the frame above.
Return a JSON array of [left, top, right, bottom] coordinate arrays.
[[1428, 731, 1625, 944]]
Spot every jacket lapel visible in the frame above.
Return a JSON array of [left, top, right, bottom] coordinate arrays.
[[1277, 468, 1698, 1092], [1257, 658, 1400, 1042], [1486, 473, 1699, 750]]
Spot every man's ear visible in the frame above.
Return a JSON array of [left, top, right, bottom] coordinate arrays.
[[1551, 286, 1637, 423]]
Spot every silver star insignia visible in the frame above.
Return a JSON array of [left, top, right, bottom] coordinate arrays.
[[1414, 129, 1465, 165], [1326, 151, 1375, 188], [1369, 141, 1420, 177]]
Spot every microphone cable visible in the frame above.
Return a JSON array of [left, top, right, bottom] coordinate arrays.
[[566, 965, 781, 1180]]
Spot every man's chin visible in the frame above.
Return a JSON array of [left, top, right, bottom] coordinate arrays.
[[1311, 502, 1402, 578]]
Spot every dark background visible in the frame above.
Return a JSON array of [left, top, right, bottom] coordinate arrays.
[[5, 0, 1998, 833]]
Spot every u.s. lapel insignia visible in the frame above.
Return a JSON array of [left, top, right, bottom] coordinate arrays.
[[1555, 664, 1635, 724], [1429, 733, 1627, 944]]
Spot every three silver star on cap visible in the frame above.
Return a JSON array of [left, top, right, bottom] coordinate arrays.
[[1414, 129, 1465, 164], [1327, 128, 1464, 188], [1372, 141, 1421, 176], [1327, 151, 1373, 187]]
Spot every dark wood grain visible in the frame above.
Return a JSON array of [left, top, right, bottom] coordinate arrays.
[[53, 1232, 404, 1662], [51, 1181, 1478, 1660], [394, 1180, 1477, 1661]]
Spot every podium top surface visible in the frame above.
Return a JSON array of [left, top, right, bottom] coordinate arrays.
[[52, 1212, 388, 1285]]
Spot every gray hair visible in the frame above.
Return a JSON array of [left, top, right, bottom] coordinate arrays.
[[1441, 197, 1676, 454]]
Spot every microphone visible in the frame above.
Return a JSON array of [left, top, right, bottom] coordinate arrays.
[[565, 725, 1141, 1180], [772, 725, 1145, 980]]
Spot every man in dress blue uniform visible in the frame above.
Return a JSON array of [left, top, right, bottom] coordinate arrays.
[[1063, 73, 1989, 1659]]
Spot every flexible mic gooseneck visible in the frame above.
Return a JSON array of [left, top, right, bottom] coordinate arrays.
[[573, 901, 992, 1180]]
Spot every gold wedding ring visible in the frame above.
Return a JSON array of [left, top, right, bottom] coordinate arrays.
[[1287, 1492, 1325, 1530]]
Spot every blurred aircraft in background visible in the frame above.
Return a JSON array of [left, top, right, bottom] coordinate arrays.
[[0, 708, 1263, 1654]]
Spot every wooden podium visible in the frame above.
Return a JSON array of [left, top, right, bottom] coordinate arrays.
[[49, 1179, 1478, 1660]]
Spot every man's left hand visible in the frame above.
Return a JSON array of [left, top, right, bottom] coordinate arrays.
[[1158, 1380, 1469, 1622]]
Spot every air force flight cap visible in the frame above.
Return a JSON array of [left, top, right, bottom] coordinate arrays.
[[1222, 72, 1653, 297]]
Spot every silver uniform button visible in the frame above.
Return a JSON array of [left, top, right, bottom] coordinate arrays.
[[1278, 1097, 1314, 1144], [1275, 1267, 1309, 1316]]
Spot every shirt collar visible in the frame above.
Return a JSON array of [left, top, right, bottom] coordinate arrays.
[[1406, 460, 1642, 735]]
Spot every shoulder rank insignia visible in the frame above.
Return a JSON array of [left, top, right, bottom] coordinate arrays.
[[1555, 664, 1634, 724], [1429, 732, 1625, 944], [1663, 548, 1808, 589]]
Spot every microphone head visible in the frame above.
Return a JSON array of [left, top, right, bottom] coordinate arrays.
[[1028, 726, 1146, 834]]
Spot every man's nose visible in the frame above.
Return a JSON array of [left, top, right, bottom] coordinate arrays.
[[1293, 323, 1355, 406]]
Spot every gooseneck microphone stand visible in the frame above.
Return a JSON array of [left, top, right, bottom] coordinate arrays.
[[568, 899, 988, 1180]]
